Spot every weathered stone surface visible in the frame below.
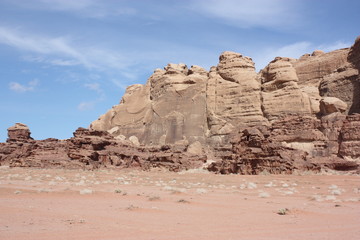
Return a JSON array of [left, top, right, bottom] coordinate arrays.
[[0, 127, 207, 171], [339, 114, 360, 158], [206, 52, 268, 146], [349, 36, 360, 71], [320, 97, 348, 115], [293, 48, 351, 115], [187, 141, 204, 155], [7, 123, 33, 142], [90, 38, 359, 153], [294, 48, 349, 87], [320, 112, 347, 156], [261, 58, 312, 120], [208, 114, 359, 174], [91, 64, 208, 146], [319, 64, 359, 114], [346, 36, 360, 113], [207, 126, 319, 175], [1, 36, 360, 174], [129, 136, 140, 146]]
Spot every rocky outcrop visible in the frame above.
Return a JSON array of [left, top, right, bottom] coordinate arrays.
[[294, 48, 349, 86], [320, 97, 348, 115], [260, 57, 313, 120], [7, 123, 33, 142], [348, 36, 360, 71], [319, 64, 359, 114], [339, 114, 360, 158], [0, 127, 206, 171], [208, 114, 360, 174], [207, 127, 317, 174], [91, 37, 359, 148], [206, 52, 268, 147], [91, 64, 208, 147], [1, 36, 360, 174], [318, 38, 360, 114]]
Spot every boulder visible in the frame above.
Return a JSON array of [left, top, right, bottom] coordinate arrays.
[[187, 141, 204, 155], [320, 97, 348, 115], [129, 136, 140, 146]]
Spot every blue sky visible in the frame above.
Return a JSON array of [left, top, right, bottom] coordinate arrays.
[[0, 0, 359, 142]]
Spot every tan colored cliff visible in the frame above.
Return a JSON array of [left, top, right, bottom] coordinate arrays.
[[91, 37, 359, 150]]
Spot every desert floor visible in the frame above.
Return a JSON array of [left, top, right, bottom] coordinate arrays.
[[0, 166, 359, 240]]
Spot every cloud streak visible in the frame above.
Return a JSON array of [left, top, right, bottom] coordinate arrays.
[[78, 82, 106, 111], [191, 0, 302, 29], [77, 101, 95, 111], [0, 27, 93, 67], [9, 79, 39, 93], [0, 26, 131, 74], [7, 0, 137, 19]]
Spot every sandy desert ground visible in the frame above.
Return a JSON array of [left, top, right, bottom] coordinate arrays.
[[0, 166, 359, 240]]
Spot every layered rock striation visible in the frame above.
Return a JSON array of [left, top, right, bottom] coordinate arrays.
[[1, 36, 360, 174], [0, 125, 206, 171], [91, 37, 359, 145]]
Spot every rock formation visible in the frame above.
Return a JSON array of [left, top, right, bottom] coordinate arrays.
[[7, 123, 33, 142], [91, 64, 208, 146], [91, 36, 359, 143], [260, 57, 312, 120], [1, 36, 360, 174], [0, 127, 206, 171]]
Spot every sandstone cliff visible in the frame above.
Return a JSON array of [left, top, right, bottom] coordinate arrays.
[[91, 37, 359, 147], [1, 37, 360, 174]]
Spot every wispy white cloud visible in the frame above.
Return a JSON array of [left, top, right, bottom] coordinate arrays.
[[0, 27, 93, 67], [38, 0, 97, 11], [49, 59, 80, 66], [77, 101, 95, 111], [0, 26, 130, 73], [191, 0, 302, 29], [0, 25, 219, 88], [84, 82, 101, 92], [9, 79, 39, 93], [80, 82, 106, 111], [8, 0, 137, 19], [84, 82, 105, 98], [22, 56, 80, 66], [317, 41, 351, 52]]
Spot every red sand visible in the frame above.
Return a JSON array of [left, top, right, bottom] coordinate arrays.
[[0, 167, 359, 240]]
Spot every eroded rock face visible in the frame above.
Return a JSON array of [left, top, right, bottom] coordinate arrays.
[[206, 52, 268, 146], [319, 64, 359, 114], [91, 64, 208, 146], [294, 49, 349, 86], [88, 36, 359, 173], [1, 36, 360, 174], [208, 114, 360, 174], [320, 97, 348, 115], [349, 36, 360, 70], [91, 38, 359, 148], [0, 127, 206, 171], [261, 57, 312, 120], [339, 114, 360, 158], [7, 123, 33, 142], [293, 48, 350, 115]]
